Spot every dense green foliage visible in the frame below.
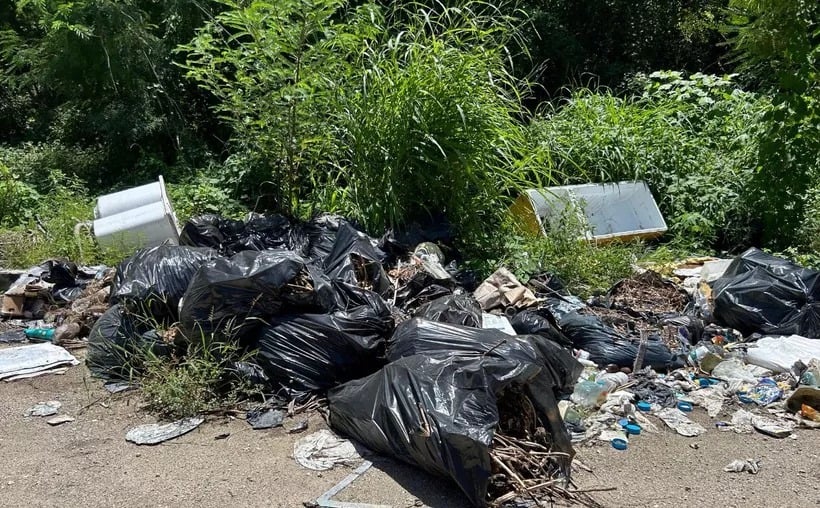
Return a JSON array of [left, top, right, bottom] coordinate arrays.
[[0, 0, 818, 291]]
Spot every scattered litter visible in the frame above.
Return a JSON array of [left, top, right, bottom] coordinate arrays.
[[724, 459, 761, 474], [293, 429, 361, 471], [24, 401, 62, 417], [0, 329, 26, 343], [287, 419, 309, 434], [125, 416, 204, 445], [688, 387, 726, 418], [0, 343, 79, 381], [214, 433, 230, 440], [473, 267, 538, 311], [656, 408, 706, 437], [46, 415, 75, 426], [246, 409, 285, 430], [751, 415, 793, 438], [730, 409, 755, 434]]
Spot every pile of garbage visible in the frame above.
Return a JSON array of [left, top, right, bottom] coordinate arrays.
[[560, 248, 820, 456], [3, 210, 820, 506]]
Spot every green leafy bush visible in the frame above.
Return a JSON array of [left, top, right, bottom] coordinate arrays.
[[530, 71, 770, 251]]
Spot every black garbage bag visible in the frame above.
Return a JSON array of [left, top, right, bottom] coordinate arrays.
[[179, 213, 309, 256], [415, 294, 482, 327], [301, 214, 357, 262], [322, 222, 391, 295], [255, 283, 393, 394], [179, 214, 245, 252], [712, 263, 820, 338], [179, 250, 336, 339], [377, 215, 454, 262], [721, 247, 816, 281], [40, 259, 96, 303], [388, 318, 582, 393], [557, 312, 677, 370], [330, 323, 581, 507], [511, 310, 573, 348], [111, 245, 220, 321], [40, 259, 78, 286], [87, 304, 172, 379]]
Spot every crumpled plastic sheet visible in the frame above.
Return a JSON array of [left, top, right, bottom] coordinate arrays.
[[687, 386, 727, 418], [125, 417, 204, 445], [724, 459, 761, 474], [0, 343, 79, 381], [656, 408, 706, 437], [293, 429, 361, 471]]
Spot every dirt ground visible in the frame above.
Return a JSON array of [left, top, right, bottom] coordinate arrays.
[[1, 347, 818, 508]]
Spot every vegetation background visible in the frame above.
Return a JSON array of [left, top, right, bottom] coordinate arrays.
[[1, 0, 818, 294]]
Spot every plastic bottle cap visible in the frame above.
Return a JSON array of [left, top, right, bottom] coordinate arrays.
[[636, 401, 652, 412], [677, 401, 693, 412], [625, 424, 641, 435], [611, 438, 628, 450]]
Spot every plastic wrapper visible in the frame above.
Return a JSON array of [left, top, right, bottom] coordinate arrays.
[[86, 304, 171, 379], [414, 294, 482, 327], [329, 321, 582, 506], [255, 282, 393, 394], [557, 312, 677, 370], [179, 250, 336, 339], [111, 245, 219, 320]]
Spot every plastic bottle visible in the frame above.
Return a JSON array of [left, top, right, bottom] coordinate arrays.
[[571, 380, 608, 408], [24, 328, 55, 341]]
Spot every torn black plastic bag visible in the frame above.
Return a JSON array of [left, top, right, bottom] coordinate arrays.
[[329, 341, 580, 507], [179, 250, 336, 339], [712, 265, 820, 337], [511, 310, 573, 348], [415, 294, 482, 327], [321, 222, 391, 295], [111, 245, 220, 321], [255, 284, 393, 394], [87, 304, 171, 379], [557, 312, 677, 370]]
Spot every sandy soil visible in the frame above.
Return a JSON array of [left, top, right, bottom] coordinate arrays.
[[1, 347, 818, 508]]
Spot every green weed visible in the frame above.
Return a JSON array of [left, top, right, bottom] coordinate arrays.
[[498, 210, 642, 298]]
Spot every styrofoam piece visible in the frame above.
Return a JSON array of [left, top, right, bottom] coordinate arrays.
[[510, 181, 667, 242]]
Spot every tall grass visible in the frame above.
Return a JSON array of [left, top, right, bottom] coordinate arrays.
[[336, 2, 555, 242]]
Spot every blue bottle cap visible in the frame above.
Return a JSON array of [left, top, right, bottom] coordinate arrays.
[[611, 438, 628, 450]]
